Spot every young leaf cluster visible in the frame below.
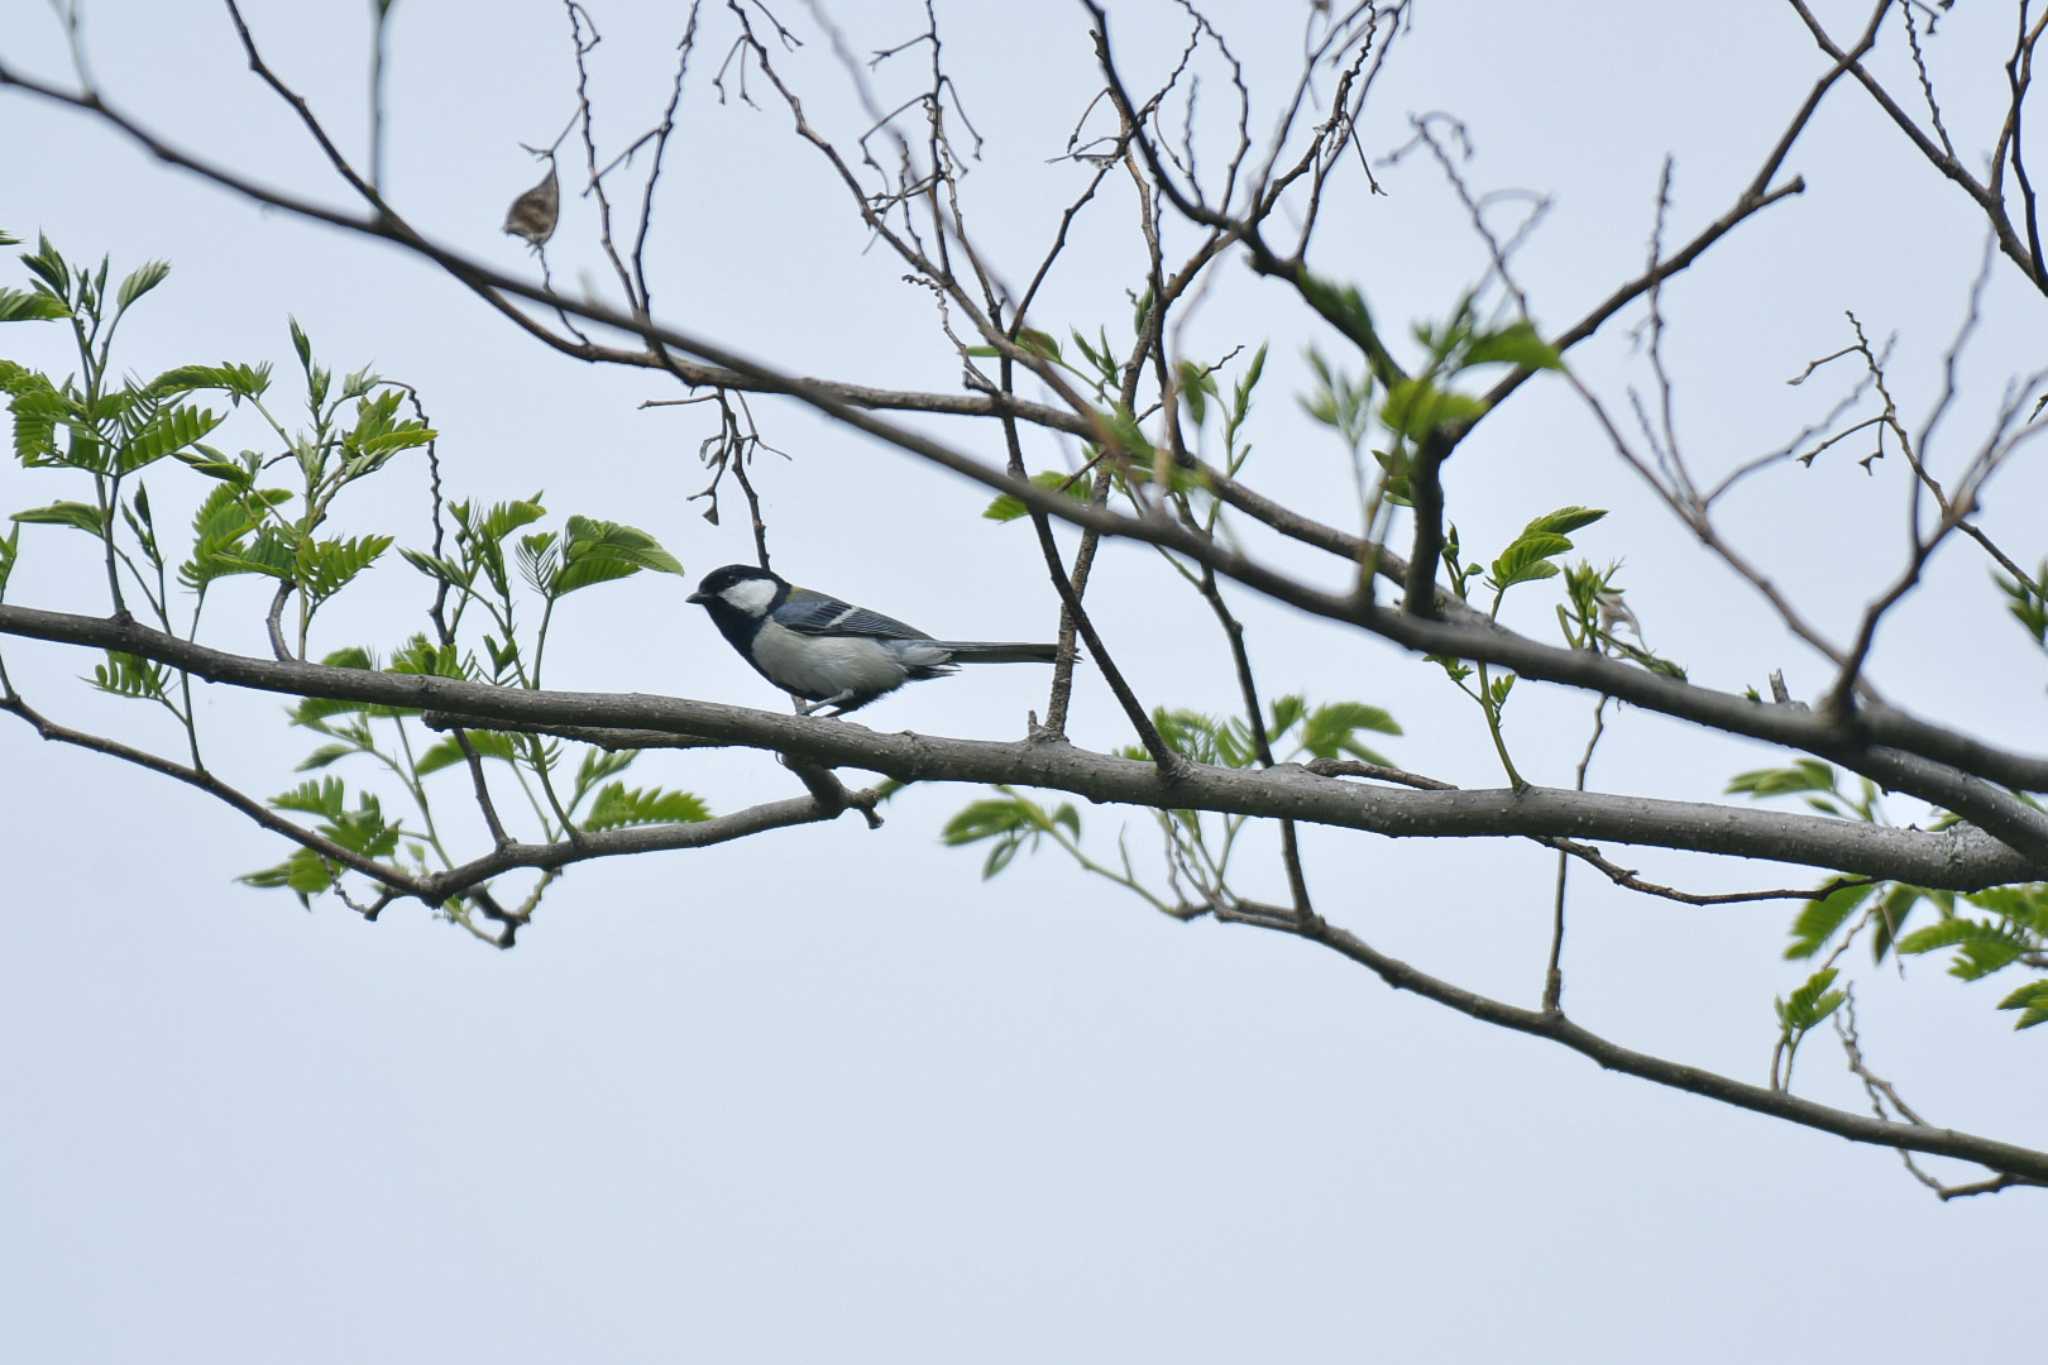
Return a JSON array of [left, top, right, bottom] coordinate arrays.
[[1732, 764, 2048, 1031], [1774, 965, 1847, 1082], [943, 694, 1400, 917], [1, 237, 706, 938]]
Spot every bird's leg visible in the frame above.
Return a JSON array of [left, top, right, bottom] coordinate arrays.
[[796, 689, 857, 716]]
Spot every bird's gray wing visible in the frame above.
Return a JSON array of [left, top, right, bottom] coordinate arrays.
[[773, 587, 932, 641]]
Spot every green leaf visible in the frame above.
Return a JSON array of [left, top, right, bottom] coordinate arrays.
[[1425, 652, 1474, 685], [295, 743, 359, 772], [1871, 884, 1923, 963], [1269, 693, 1306, 740], [320, 793, 400, 858], [1895, 917, 2032, 980], [1775, 967, 1846, 1033], [1177, 359, 1219, 425], [1995, 978, 2048, 1030], [1461, 320, 1563, 372], [550, 516, 683, 596], [337, 391, 433, 480], [1151, 709, 1226, 766], [211, 527, 299, 581], [572, 747, 637, 806], [90, 650, 169, 702], [0, 359, 39, 396], [515, 531, 560, 595], [338, 364, 384, 403], [1964, 885, 2048, 936], [1489, 532, 1575, 590], [271, 776, 348, 820], [399, 547, 475, 588], [1996, 566, 2048, 646], [172, 444, 258, 485], [388, 633, 465, 679], [414, 730, 521, 777], [178, 484, 293, 590], [1229, 343, 1269, 435], [0, 287, 69, 323], [114, 260, 171, 312], [940, 801, 1022, 845], [1294, 272, 1377, 349], [983, 469, 1094, 523], [118, 402, 223, 473], [1068, 329, 1107, 378], [983, 834, 1025, 879], [1381, 378, 1487, 442], [1784, 881, 1877, 960], [1301, 700, 1402, 762], [1018, 328, 1062, 363], [1096, 402, 1155, 462], [8, 384, 67, 465], [12, 501, 105, 537], [583, 782, 711, 831], [481, 633, 521, 679], [0, 523, 18, 600], [298, 534, 393, 603], [1521, 505, 1607, 537], [1728, 760, 1838, 799], [150, 362, 273, 402], [240, 848, 335, 904], [939, 789, 1070, 879], [942, 796, 1032, 845], [454, 494, 547, 546], [21, 233, 69, 298], [1212, 718, 1256, 769]]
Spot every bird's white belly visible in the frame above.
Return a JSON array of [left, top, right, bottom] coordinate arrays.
[[751, 621, 909, 699]]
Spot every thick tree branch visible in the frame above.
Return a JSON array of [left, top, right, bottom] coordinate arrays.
[[1, 603, 2040, 890], [1, 669, 871, 912], [1307, 757, 1871, 910]]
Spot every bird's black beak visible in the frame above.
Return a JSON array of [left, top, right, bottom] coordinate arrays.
[[686, 590, 710, 605]]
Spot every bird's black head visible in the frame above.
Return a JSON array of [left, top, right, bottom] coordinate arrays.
[[687, 564, 788, 621]]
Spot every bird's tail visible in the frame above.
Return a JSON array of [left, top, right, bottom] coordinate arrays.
[[933, 641, 1062, 664]]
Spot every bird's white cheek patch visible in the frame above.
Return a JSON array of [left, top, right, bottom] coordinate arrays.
[[720, 578, 778, 615]]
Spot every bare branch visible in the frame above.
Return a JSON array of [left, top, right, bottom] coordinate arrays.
[[1275, 912, 2048, 1185], [1786, 0, 2044, 291], [1546, 696, 1608, 1012]]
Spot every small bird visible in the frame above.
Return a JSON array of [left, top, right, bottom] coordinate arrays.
[[687, 564, 1060, 715], [503, 155, 560, 252]]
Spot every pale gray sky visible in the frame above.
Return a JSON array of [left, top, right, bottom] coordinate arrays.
[[3, 2, 2043, 1361]]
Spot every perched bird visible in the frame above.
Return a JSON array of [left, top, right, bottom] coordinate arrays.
[[687, 564, 1059, 715], [502, 155, 560, 251]]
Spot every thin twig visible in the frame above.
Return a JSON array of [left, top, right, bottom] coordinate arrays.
[[1546, 696, 1608, 1011]]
